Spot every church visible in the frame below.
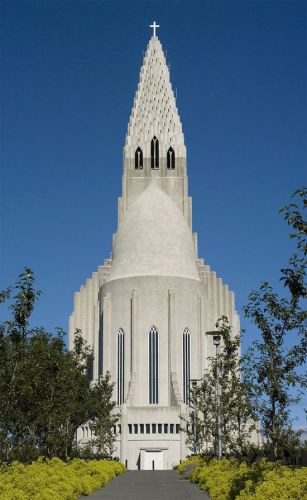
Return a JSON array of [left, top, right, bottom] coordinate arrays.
[[69, 24, 240, 470]]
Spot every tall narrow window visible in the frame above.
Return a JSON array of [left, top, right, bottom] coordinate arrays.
[[135, 147, 143, 169], [117, 328, 125, 404], [183, 328, 191, 405], [149, 325, 159, 404], [151, 136, 159, 168], [167, 147, 175, 169]]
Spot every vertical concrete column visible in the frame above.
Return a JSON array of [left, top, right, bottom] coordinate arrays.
[[131, 290, 139, 371], [85, 286, 89, 341], [197, 294, 202, 378], [217, 278, 223, 321], [131, 290, 139, 405], [102, 293, 111, 373], [229, 291, 235, 328], [235, 313, 241, 351], [193, 232, 198, 256], [80, 286, 86, 341], [222, 285, 228, 321], [74, 291, 81, 332], [68, 314, 74, 350], [87, 281, 94, 348], [93, 302, 99, 381], [168, 289, 175, 405], [210, 272, 217, 327]]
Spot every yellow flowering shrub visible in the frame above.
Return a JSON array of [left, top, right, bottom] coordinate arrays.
[[190, 458, 249, 499], [182, 457, 307, 500], [238, 465, 307, 499], [0, 457, 125, 500], [177, 456, 202, 474]]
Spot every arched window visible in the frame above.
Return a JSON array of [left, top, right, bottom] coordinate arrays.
[[117, 328, 125, 404], [149, 326, 159, 404], [151, 136, 159, 169], [167, 147, 175, 169], [135, 147, 143, 169], [183, 328, 191, 405]]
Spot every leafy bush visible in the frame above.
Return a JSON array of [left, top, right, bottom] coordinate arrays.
[[190, 458, 249, 499], [229, 460, 282, 498], [0, 457, 125, 500], [184, 458, 307, 500], [238, 465, 307, 499], [176, 455, 201, 474]]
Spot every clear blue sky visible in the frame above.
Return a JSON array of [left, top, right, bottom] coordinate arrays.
[[1, 1, 306, 424]]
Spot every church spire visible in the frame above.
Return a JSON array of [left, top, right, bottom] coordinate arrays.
[[124, 29, 186, 162], [120, 28, 191, 230]]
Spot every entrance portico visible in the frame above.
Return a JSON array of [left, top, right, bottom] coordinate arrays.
[[140, 448, 167, 470]]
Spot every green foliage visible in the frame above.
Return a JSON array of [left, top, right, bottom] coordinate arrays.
[[0, 269, 118, 462], [182, 317, 256, 457], [187, 458, 307, 500], [279, 187, 307, 310], [0, 457, 125, 499], [87, 373, 119, 457], [244, 188, 307, 460], [238, 466, 307, 499], [176, 455, 201, 474], [190, 458, 249, 498]]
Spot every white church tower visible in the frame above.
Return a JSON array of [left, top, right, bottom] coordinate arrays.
[[69, 24, 240, 470]]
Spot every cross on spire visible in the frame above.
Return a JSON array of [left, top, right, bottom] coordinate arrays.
[[150, 21, 160, 37]]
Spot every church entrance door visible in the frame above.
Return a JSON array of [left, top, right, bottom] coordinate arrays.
[[143, 450, 163, 470]]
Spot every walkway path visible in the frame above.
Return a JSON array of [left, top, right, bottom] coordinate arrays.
[[79, 470, 209, 499]]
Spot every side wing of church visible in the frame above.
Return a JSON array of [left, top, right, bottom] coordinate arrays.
[[69, 30, 240, 470]]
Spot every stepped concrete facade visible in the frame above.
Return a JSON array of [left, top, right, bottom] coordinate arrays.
[[69, 30, 240, 470]]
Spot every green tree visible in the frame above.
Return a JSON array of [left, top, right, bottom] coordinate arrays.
[[182, 317, 256, 457], [181, 379, 212, 455], [244, 187, 306, 460], [0, 268, 118, 462], [88, 372, 119, 457]]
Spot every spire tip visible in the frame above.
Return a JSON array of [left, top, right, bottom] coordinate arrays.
[[149, 21, 160, 37]]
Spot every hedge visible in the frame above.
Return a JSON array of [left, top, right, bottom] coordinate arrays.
[[0, 457, 125, 500], [179, 457, 307, 499]]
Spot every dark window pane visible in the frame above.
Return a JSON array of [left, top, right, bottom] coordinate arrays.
[[167, 146, 175, 169], [135, 147, 143, 169], [149, 326, 159, 404]]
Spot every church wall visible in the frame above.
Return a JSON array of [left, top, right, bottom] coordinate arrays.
[[69, 264, 240, 377], [101, 275, 204, 408], [69, 264, 240, 391]]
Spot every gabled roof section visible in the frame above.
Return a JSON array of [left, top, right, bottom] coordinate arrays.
[[125, 35, 185, 155]]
